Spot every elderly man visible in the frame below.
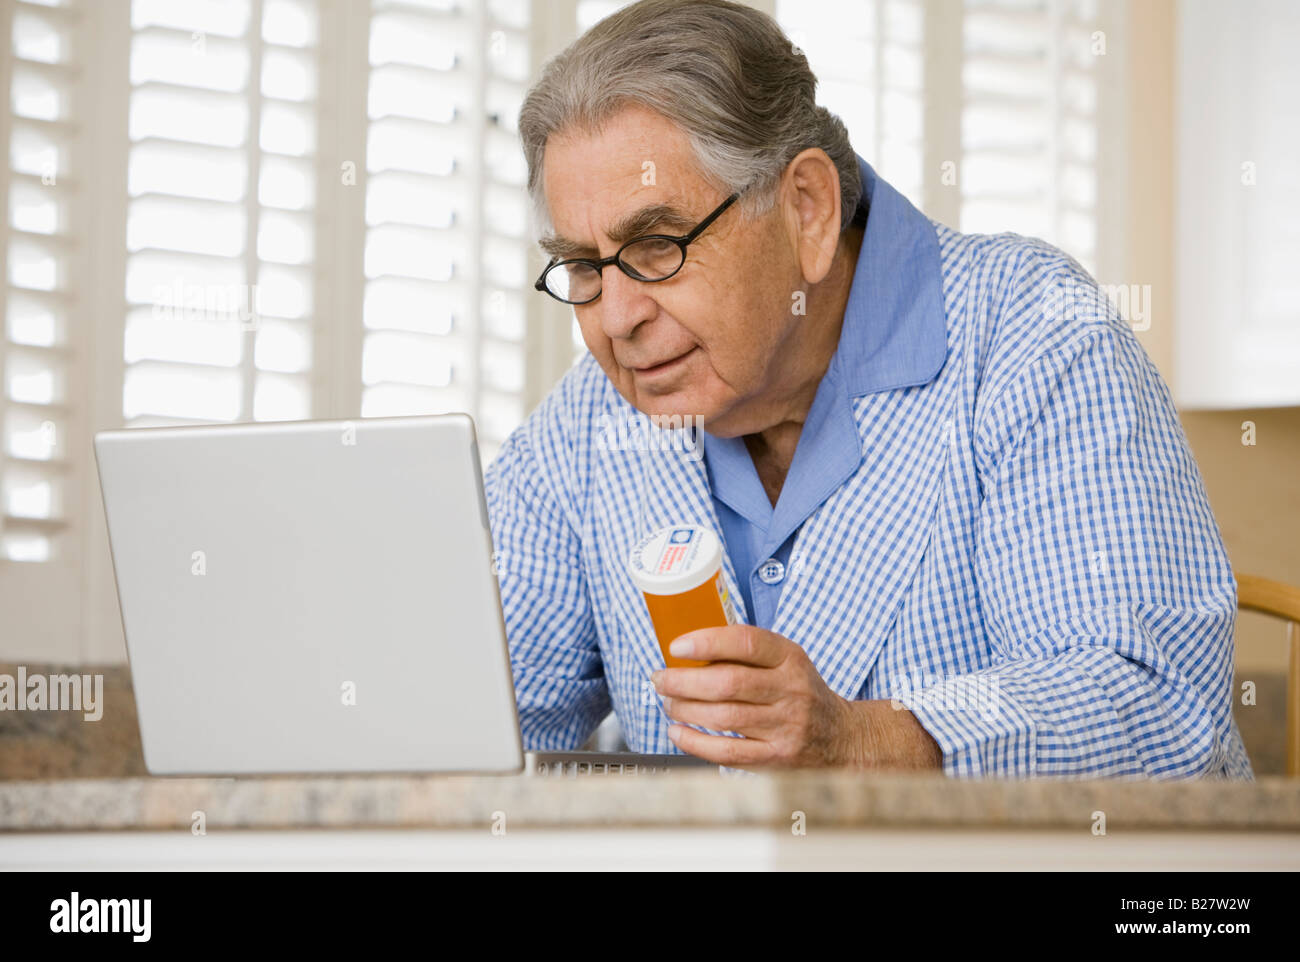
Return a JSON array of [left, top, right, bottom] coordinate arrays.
[[484, 0, 1252, 778]]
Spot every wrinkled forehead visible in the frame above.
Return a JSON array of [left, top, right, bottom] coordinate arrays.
[[538, 106, 714, 249]]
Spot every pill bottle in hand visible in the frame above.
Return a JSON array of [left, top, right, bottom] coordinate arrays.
[[628, 524, 737, 668]]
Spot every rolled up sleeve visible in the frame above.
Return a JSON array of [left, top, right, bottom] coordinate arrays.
[[898, 270, 1248, 779], [483, 425, 610, 751]]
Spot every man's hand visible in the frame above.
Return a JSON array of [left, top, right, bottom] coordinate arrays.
[[650, 624, 943, 771]]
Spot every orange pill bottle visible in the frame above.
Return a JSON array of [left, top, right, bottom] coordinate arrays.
[[628, 524, 738, 668]]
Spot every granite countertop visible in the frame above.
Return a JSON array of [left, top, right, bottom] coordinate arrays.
[[3, 771, 1299, 832], [3, 662, 1298, 833]]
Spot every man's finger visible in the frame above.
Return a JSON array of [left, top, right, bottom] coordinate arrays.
[[654, 662, 781, 704], [668, 724, 774, 768], [669, 623, 787, 668], [662, 695, 774, 734]]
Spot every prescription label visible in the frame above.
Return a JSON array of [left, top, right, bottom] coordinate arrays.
[[654, 527, 699, 575]]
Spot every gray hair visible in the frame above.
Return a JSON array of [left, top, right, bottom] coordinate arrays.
[[518, 0, 862, 242]]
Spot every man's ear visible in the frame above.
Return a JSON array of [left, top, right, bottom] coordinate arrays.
[[782, 148, 843, 286]]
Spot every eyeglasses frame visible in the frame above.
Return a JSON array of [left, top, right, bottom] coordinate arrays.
[[533, 192, 741, 305]]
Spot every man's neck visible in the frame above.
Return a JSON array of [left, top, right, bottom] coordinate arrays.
[[745, 222, 865, 506]]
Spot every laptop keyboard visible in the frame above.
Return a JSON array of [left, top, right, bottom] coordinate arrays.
[[525, 750, 720, 776]]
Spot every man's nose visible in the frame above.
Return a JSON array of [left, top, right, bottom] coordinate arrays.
[[597, 264, 656, 340]]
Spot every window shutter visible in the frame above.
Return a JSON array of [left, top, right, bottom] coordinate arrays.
[[777, 0, 926, 210], [776, 0, 1105, 277], [961, 0, 1101, 275], [123, 0, 321, 428], [3, 0, 81, 564], [360, 0, 533, 466]]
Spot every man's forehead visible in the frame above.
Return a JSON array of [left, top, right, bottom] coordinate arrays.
[[539, 108, 710, 258]]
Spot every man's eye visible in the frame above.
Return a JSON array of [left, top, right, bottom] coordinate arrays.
[[638, 238, 676, 254], [621, 237, 683, 278]]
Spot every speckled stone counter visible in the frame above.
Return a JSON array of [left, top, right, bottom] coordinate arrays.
[[2, 771, 1298, 833], [4, 663, 1291, 779], [3, 662, 1298, 841], [0, 663, 147, 780]]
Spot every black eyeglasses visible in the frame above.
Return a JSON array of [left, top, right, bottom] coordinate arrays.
[[534, 193, 739, 305]]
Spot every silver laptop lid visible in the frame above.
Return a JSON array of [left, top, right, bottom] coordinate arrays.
[[94, 414, 523, 776]]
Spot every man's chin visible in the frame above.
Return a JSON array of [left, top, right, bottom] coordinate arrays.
[[606, 364, 729, 426], [626, 379, 712, 416]]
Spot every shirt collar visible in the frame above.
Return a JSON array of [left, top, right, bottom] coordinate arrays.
[[834, 153, 948, 396]]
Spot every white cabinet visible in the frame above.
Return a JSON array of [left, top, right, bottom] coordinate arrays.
[[1175, 0, 1300, 408]]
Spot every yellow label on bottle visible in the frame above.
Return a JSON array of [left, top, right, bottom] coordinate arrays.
[[716, 578, 737, 625]]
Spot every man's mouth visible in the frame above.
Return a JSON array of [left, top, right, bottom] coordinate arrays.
[[629, 347, 697, 377]]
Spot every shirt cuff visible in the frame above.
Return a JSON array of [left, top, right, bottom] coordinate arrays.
[[892, 672, 1037, 777]]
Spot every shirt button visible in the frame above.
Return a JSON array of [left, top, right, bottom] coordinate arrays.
[[757, 559, 785, 585]]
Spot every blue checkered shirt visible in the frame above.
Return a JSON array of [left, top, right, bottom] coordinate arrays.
[[484, 155, 1253, 780]]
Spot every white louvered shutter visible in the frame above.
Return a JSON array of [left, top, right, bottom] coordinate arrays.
[[777, 0, 926, 211], [123, 0, 321, 428], [361, 0, 533, 466], [960, 0, 1101, 275], [2, 0, 79, 565], [776, 0, 1107, 278]]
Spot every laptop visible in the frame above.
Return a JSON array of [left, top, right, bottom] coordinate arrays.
[[94, 414, 714, 777]]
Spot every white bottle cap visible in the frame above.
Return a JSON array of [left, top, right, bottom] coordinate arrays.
[[628, 524, 723, 596]]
